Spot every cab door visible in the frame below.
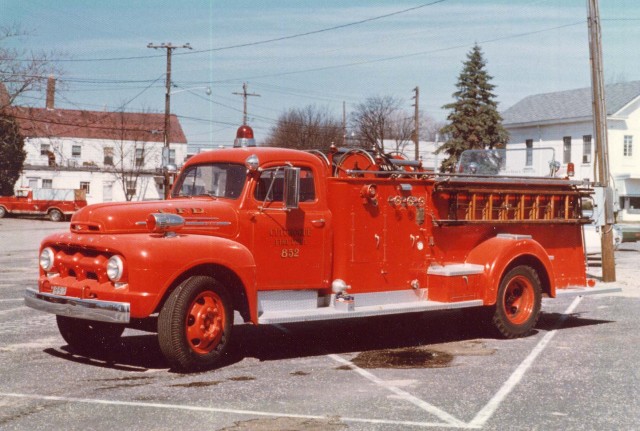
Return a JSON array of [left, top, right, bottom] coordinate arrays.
[[249, 165, 330, 290]]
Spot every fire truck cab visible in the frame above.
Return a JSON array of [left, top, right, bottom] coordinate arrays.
[[25, 127, 620, 371]]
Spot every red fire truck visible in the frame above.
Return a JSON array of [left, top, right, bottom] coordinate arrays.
[[0, 188, 87, 222], [25, 126, 620, 371]]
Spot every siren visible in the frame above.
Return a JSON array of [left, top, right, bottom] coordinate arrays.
[[234, 125, 256, 147]]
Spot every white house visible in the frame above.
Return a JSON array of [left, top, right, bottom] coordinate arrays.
[[4, 82, 188, 205], [502, 81, 640, 239]]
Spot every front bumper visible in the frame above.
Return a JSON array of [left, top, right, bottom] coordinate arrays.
[[24, 288, 130, 324]]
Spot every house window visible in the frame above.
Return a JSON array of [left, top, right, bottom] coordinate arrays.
[[525, 139, 533, 166], [103, 182, 113, 202], [135, 148, 145, 167], [42, 179, 52, 189], [563, 136, 572, 164], [583, 135, 592, 164], [80, 181, 91, 195], [624, 135, 633, 157], [40, 144, 51, 156], [72, 145, 82, 157], [169, 149, 176, 165], [104, 147, 114, 166]]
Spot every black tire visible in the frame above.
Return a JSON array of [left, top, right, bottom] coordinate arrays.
[[492, 265, 542, 338], [56, 315, 125, 352], [0, 206, 6, 218], [158, 275, 234, 372], [49, 209, 63, 222]]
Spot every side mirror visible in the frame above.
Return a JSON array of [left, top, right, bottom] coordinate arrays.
[[163, 163, 178, 174], [283, 167, 300, 210]]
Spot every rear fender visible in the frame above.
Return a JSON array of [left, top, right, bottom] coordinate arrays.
[[466, 235, 555, 305]]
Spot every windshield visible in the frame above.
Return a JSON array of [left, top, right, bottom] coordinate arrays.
[[172, 163, 246, 199]]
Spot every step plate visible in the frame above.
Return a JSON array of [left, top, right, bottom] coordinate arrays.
[[553, 283, 622, 298], [258, 299, 483, 325]]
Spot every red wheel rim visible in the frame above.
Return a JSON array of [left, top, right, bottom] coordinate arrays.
[[503, 275, 535, 325], [185, 291, 226, 354]]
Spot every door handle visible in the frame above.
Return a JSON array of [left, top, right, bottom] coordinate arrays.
[[311, 218, 326, 227]]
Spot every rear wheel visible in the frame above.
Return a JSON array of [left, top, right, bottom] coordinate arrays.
[[492, 265, 542, 338], [158, 275, 233, 371], [56, 315, 125, 352], [0, 206, 6, 218], [49, 209, 63, 222]]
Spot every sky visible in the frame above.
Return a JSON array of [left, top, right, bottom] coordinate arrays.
[[2, 0, 639, 152]]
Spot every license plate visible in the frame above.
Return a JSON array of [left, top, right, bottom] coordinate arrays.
[[52, 286, 67, 296]]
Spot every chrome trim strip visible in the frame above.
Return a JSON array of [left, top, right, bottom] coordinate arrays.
[[24, 288, 130, 324], [427, 263, 485, 277]]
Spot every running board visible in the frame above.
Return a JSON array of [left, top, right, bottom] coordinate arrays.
[[258, 299, 483, 324], [552, 283, 622, 299]]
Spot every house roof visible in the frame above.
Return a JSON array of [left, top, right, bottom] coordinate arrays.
[[502, 80, 640, 126], [5, 106, 187, 144]]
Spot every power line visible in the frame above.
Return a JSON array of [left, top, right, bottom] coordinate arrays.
[[210, 20, 587, 83], [12, 1, 446, 64]]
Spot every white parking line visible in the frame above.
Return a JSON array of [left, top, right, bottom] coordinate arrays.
[[328, 354, 466, 427], [0, 306, 27, 316], [0, 298, 24, 303], [468, 296, 583, 428], [0, 392, 450, 428]]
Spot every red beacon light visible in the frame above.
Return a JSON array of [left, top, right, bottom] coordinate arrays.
[[567, 162, 575, 177], [234, 125, 256, 148]]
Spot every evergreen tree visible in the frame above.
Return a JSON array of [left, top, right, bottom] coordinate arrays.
[[437, 44, 508, 172], [0, 113, 26, 196]]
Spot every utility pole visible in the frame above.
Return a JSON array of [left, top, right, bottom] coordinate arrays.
[[587, 0, 616, 281], [147, 42, 192, 199], [342, 101, 347, 147], [412, 86, 420, 161], [233, 82, 260, 125]]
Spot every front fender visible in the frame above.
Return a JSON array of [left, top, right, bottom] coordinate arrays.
[[466, 235, 555, 305], [127, 234, 257, 319]]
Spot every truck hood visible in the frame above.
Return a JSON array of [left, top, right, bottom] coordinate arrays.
[[69, 198, 239, 237]]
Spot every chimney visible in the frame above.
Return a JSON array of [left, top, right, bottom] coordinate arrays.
[[46, 75, 56, 110], [0, 82, 10, 109]]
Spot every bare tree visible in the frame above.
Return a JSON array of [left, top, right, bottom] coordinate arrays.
[[350, 95, 404, 153], [106, 109, 163, 201], [0, 24, 63, 110], [388, 110, 414, 154], [0, 24, 63, 195], [265, 105, 342, 150], [421, 114, 446, 142]]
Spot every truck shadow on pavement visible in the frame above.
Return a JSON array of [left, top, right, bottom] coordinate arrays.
[[42, 307, 613, 373]]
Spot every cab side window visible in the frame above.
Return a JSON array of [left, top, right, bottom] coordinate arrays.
[[254, 167, 316, 202]]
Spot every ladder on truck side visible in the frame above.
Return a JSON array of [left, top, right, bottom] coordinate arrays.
[[432, 183, 592, 225]]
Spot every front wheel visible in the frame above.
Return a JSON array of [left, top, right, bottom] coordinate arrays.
[[0, 206, 6, 218], [49, 209, 63, 222], [57, 315, 125, 352], [492, 265, 542, 338], [158, 275, 234, 371]]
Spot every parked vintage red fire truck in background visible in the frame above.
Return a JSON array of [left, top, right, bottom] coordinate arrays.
[[25, 126, 620, 371], [0, 188, 87, 222]]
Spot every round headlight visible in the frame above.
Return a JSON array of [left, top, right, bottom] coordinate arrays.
[[106, 255, 124, 282], [39, 247, 55, 272]]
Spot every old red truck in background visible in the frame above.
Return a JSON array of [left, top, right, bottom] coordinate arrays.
[[0, 188, 87, 222], [25, 127, 620, 371]]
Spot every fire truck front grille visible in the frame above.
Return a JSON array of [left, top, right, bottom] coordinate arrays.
[[51, 247, 111, 284]]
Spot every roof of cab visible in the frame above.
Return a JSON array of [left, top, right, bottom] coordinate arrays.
[[185, 147, 324, 168]]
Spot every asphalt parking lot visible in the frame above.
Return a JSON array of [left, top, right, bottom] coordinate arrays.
[[0, 218, 638, 430]]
